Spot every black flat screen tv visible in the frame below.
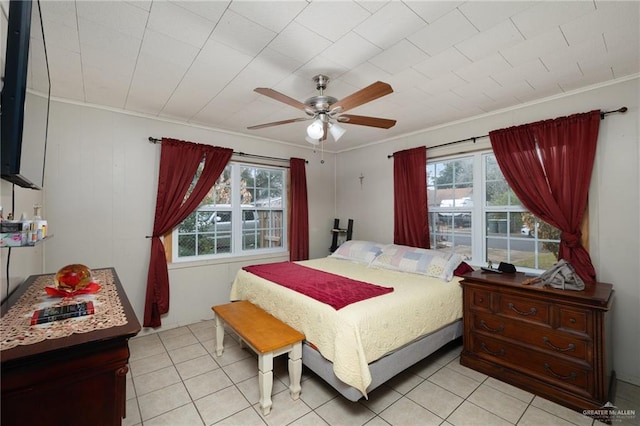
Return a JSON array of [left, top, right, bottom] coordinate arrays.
[[1, 0, 50, 190]]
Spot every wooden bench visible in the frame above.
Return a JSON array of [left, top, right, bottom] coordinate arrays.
[[211, 300, 304, 415]]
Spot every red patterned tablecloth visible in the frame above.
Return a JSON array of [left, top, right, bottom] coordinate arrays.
[[1, 268, 128, 351]]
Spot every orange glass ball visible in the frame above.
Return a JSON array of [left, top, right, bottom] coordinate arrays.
[[54, 264, 94, 293]]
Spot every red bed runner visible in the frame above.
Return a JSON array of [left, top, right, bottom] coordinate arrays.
[[242, 262, 393, 310]]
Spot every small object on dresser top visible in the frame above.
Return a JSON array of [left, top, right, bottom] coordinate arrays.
[[54, 264, 96, 292], [31, 301, 95, 325], [497, 261, 517, 273], [481, 262, 517, 274]]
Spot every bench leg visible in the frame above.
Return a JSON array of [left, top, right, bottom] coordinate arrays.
[[258, 352, 274, 415], [288, 342, 302, 400], [214, 315, 225, 357]]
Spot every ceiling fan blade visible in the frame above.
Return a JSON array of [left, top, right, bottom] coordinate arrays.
[[247, 117, 310, 130], [338, 114, 396, 129], [332, 81, 393, 112], [254, 88, 307, 111]]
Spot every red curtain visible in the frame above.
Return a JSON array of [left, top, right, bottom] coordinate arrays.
[[144, 138, 232, 327], [393, 146, 429, 248], [289, 158, 309, 261], [489, 110, 600, 283]]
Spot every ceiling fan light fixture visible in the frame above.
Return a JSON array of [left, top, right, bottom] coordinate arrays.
[[307, 119, 324, 139], [328, 122, 346, 142]]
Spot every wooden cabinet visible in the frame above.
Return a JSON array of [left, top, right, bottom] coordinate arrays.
[[1, 268, 141, 426], [460, 270, 614, 416]]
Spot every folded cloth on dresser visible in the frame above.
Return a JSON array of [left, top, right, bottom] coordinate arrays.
[[231, 257, 463, 397], [242, 262, 393, 310]]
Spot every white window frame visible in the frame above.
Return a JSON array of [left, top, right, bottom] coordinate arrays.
[[171, 162, 288, 263], [428, 151, 559, 273]]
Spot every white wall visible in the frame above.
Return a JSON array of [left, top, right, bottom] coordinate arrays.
[[336, 77, 640, 386], [35, 101, 336, 331]]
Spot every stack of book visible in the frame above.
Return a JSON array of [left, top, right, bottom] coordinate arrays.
[[31, 301, 95, 325]]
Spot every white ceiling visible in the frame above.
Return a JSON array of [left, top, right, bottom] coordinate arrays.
[[6, 0, 640, 150]]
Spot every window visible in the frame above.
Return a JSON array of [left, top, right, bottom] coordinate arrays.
[[428, 152, 560, 271], [173, 162, 287, 261]]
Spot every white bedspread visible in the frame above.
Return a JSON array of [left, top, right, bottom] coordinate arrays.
[[230, 257, 463, 396]]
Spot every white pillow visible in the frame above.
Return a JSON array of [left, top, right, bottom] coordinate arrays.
[[439, 253, 464, 281], [330, 240, 386, 265]]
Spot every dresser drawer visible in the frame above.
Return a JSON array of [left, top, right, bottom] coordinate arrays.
[[470, 333, 593, 398], [471, 313, 589, 362], [468, 288, 491, 311], [558, 306, 592, 336], [497, 294, 551, 326]]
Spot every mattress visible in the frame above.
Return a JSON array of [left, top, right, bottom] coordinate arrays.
[[230, 256, 463, 396]]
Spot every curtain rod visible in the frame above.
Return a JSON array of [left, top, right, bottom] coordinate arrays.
[[148, 137, 307, 164], [386, 106, 627, 158]]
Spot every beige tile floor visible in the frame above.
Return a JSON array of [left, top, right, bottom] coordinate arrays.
[[124, 320, 639, 426]]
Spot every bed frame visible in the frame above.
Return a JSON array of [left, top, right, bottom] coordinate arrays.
[[301, 319, 463, 401]]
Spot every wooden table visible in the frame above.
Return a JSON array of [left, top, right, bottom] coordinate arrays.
[[1, 268, 141, 426], [212, 300, 304, 415]]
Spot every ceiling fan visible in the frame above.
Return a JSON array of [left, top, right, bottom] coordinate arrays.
[[247, 74, 396, 145]]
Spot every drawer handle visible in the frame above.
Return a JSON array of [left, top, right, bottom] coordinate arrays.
[[480, 320, 504, 333], [544, 363, 577, 381], [480, 342, 505, 357], [508, 302, 537, 316], [569, 318, 576, 324], [543, 337, 576, 352]]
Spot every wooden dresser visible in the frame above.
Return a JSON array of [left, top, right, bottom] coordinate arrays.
[[460, 270, 614, 415], [1, 268, 141, 426]]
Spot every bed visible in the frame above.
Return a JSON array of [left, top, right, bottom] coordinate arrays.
[[230, 241, 465, 401]]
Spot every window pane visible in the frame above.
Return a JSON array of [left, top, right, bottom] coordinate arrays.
[[486, 236, 537, 266], [429, 158, 473, 209], [485, 211, 560, 268], [430, 212, 471, 259], [179, 211, 197, 233], [242, 209, 258, 250], [215, 234, 231, 253], [486, 180, 510, 206], [197, 210, 216, 232], [521, 213, 561, 268], [485, 155, 522, 207], [198, 235, 216, 256], [487, 212, 508, 235], [248, 210, 284, 250], [256, 169, 269, 188], [485, 155, 502, 180], [178, 234, 196, 257], [213, 166, 232, 205]]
